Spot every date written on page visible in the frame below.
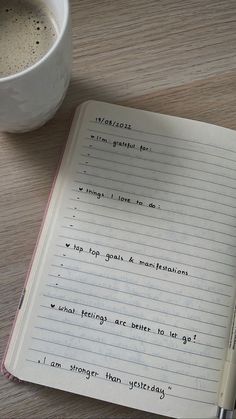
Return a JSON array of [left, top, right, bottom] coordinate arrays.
[[95, 117, 132, 130]]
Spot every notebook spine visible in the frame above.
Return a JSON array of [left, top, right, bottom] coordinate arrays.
[[1, 363, 23, 383]]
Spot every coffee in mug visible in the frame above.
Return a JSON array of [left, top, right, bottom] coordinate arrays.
[[0, 0, 58, 78], [0, 0, 71, 133]]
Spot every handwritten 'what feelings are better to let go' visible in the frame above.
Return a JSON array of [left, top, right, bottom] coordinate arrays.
[[19, 103, 236, 416]]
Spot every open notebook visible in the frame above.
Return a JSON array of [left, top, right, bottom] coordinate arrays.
[[3, 100, 236, 418]]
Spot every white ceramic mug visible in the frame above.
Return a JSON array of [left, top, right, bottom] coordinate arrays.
[[0, 0, 72, 133]]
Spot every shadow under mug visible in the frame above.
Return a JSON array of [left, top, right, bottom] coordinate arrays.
[[0, 0, 72, 133]]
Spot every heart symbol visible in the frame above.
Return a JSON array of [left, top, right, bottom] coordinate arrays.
[[79, 187, 83, 191], [51, 304, 55, 308], [66, 243, 70, 247]]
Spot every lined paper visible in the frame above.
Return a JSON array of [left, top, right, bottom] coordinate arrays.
[[8, 101, 236, 418]]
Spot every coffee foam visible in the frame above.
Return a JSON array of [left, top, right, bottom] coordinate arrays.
[[0, 0, 58, 77]]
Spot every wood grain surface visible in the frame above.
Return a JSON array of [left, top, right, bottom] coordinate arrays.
[[1, 0, 236, 417]]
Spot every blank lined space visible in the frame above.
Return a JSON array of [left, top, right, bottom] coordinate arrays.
[[80, 152, 236, 191], [71, 191, 236, 239], [51, 260, 231, 306], [79, 158, 236, 199], [70, 198, 236, 247], [30, 334, 219, 383], [53, 255, 232, 295], [67, 205, 236, 257], [84, 141, 236, 181]]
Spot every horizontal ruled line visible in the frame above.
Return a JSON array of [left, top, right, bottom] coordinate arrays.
[[73, 178, 236, 229], [38, 310, 223, 365], [64, 215, 236, 269], [49, 269, 228, 321], [47, 280, 227, 329], [89, 124, 236, 157], [52, 254, 230, 308], [81, 152, 236, 192], [30, 336, 218, 383], [71, 198, 236, 249], [71, 192, 236, 240], [50, 258, 230, 307], [85, 141, 236, 183], [44, 288, 225, 341], [56, 245, 229, 310], [79, 158, 236, 201], [88, 133, 236, 168], [55, 241, 232, 296], [92, 135, 236, 170], [62, 224, 235, 278], [76, 171, 236, 219], [35, 321, 221, 372], [26, 356, 216, 402], [67, 207, 236, 258]]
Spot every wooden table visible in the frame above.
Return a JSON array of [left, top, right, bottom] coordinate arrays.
[[1, 0, 236, 417]]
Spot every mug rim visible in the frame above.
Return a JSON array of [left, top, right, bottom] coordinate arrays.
[[0, 0, 70, 83]]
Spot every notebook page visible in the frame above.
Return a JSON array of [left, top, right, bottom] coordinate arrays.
[[7, 101, 236, 418]]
